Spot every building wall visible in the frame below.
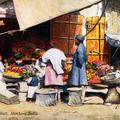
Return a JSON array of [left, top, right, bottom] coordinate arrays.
[[80, 2, 102, 17], [77, 2, 103, 46], [77, 0, 120, 34], [106, 0, 120, 33]]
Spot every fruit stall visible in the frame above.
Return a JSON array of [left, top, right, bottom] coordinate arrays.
[[3, 65, 33, 80], [0, 9, 119, 104]]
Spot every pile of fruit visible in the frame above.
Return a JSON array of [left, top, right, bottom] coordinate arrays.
[[21, 65, 33, 78], [3, 65, 23, 78], [86, 62, 102, 84], [86, 68, 97, 81], [3, 71, 21, 78], [3, 65, 33, 78]]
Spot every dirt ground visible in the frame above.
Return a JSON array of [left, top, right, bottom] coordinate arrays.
[[0, 101, 120, 120]]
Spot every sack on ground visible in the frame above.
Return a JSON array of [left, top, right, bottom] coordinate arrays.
[[105, 87, 120, 104]]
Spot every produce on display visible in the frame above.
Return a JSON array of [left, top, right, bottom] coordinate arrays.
[[3, 71, 21, 78], [97, 64, 110, 77], [21, 65, 33, 78], [3, 64, 33, 79], [86, 61, 104, 84], [88, 75, 101, 84], [3, 65, 23, 78]]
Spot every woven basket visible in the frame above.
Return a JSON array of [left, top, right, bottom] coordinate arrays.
[[3, 76, 21, 83], [103, 78, 120, 85]]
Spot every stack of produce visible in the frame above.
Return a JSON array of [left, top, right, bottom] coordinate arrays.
[[86, 60, 111, 84], [97, 64, 110, 77], [3, 65, 22, 78], [3, 65, 33, 78], [20, 65, 33, 78], [86, 61, 102, 84], [87, 68, 101, 84]]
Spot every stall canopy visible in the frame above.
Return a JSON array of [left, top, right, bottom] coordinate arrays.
[[106, 33, 120, 48], [13, 0, 102, 30]]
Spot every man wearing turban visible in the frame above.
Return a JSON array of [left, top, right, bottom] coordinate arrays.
[[69, 34, 88, 86]]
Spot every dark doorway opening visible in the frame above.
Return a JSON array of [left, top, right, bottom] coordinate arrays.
[[0, 18, 50, 60], [110, 46, 120, 69]]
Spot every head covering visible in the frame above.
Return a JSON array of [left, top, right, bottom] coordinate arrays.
[[33, 48, 41, 54], [75, 34, 84, 42], [34, 48, 41, 52]]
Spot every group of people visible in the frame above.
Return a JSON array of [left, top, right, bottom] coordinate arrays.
[[42, 34, 88, 87], [0, 34, 88, 102], [27, 34, 88, 102]]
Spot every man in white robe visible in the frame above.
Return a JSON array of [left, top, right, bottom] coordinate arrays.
[[42, 48, 66, 86]]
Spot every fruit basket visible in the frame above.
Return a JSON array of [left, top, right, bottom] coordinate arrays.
[[3, 75, 22, 83], [102, 78, 120, 85], [102, 74, 120, 85]]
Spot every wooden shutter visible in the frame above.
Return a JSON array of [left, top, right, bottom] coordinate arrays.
[[86, 16, 110, 64], [50, 14, 82, 56]]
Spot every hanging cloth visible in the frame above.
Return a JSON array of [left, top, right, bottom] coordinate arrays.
[[105, 33, 120, 47]]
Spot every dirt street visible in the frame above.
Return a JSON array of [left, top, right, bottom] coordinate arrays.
[[0, 102, 119, 120]]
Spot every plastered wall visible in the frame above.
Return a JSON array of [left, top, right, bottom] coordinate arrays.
[[106, 0, 120, 33]]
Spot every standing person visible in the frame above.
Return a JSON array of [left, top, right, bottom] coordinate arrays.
[[69, 35, 88, 103], [69, 34, 88, 86], [42, 47, 66, 87], [26, 49, 45, 102], [34, 48, 46, 87]]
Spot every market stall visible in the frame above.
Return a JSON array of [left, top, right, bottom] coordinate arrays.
[[0, 0, 117, 106]]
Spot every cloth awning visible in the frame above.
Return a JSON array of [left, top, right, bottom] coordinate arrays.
[[13, 0, 101, 30], [105, 33, 120, 47]]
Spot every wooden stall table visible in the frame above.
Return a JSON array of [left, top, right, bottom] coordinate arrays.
[[84, 84, 108, 104]]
